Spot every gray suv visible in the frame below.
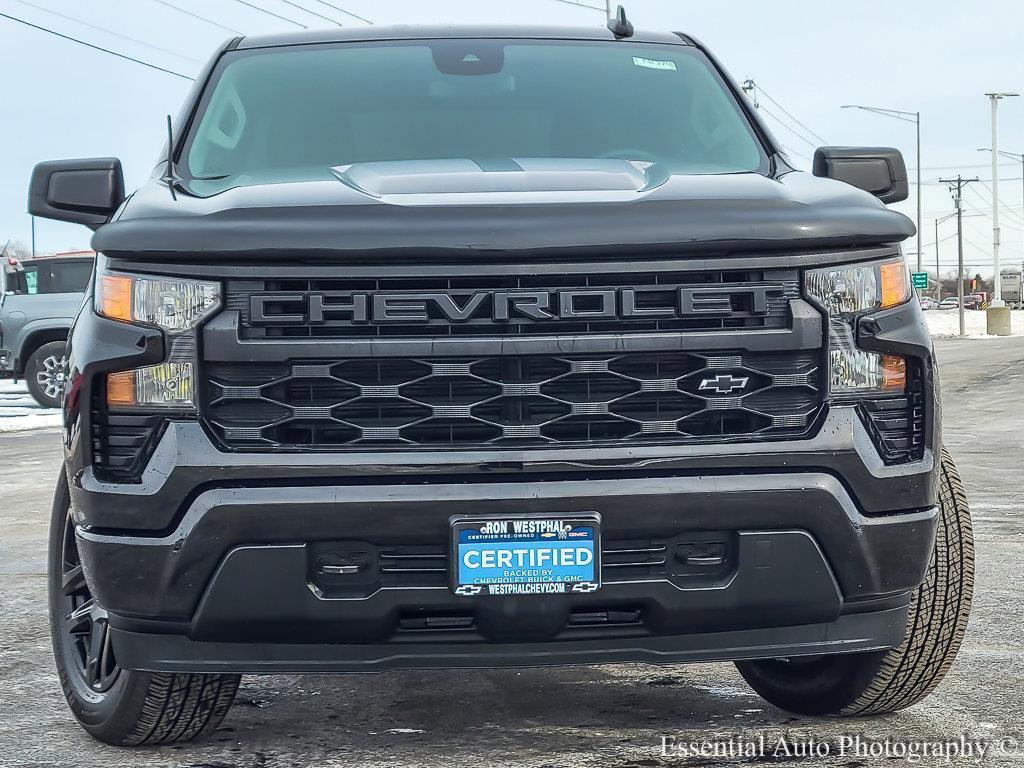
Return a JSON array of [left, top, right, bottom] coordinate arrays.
[[0, 252, 93, 407]]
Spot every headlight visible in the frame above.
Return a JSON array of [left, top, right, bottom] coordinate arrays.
[[805, 257, 910, 396], [96, 270, 220, 332], [805, 257, 910, 318], [95, 265, 220, 410], [106, 362, 196, 409]]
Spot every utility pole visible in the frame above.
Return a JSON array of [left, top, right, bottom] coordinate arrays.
[[940, 176, 979, 338], [31, 217, 36, 259], [605, 0, 613, 19]]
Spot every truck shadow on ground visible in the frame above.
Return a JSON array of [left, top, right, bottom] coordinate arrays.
[[163, 664, 938, 766]]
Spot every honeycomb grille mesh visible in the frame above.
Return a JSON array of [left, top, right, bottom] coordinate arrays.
[[205, 351, 822, 449]]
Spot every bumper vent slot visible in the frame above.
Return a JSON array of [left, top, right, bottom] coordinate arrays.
[[859, 360, 926, 464], [205, 351, 822, 450], [568, 607, 644, 627], [90, 393, 164, 481]]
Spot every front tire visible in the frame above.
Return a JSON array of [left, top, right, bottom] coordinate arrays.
[[48, 469, 240, 745], [736, 447, 974, 716], [26, 340, 68, 409]]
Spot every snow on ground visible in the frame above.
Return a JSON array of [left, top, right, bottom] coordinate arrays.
[[925, 309, 1024, 339], [0, 381, 62, 433]]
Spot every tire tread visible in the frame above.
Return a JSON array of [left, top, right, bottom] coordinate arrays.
[[735, 447, 974, 717], [839, 447, 974, 715]]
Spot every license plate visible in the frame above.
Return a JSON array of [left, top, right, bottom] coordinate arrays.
[[451, 514, 601, 597]]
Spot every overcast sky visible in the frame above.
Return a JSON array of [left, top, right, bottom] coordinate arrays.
[[1, 0, 1022, 276]]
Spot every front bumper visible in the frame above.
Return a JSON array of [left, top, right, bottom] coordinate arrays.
[[65, 256, 939, 672], [72, 416, 938, 672]]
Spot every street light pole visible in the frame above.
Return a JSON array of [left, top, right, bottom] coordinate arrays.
[[985, 93, 1019, 307], [841, 105, 923, 273], [916, 112, 921, 276]]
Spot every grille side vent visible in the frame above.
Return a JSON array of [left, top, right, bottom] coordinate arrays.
[[859, 360, 926, 464], [90, 403, 164, 481]]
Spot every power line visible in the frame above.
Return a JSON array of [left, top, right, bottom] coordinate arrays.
[[742, 80, 826, 151], [755, 86, 829, 145], [963, 185, 1024, 221], [12, 0, 202, 63], [309, 0, 373, 23], [780, 144, 813, 162], [918, 176, 1023, 186], [149, 0, 241, 33], [232, 0, 307, 27], [0, 10, 195, 80], [977, 180, 1024, 227], [911, 161, 1019, 172], [964, 184, 1024, 229], [549, 0, 607, 12], [276, 0, 345, 26], [758, 105, 818, 149]]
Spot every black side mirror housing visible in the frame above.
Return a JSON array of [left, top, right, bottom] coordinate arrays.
[[812, 147, 909, 204], [28, 157, 125, 229]]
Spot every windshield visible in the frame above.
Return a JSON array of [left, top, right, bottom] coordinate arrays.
[[184, 39, 766, 185]]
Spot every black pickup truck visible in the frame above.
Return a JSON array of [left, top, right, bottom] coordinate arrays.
[[31, 20, 972, 746]]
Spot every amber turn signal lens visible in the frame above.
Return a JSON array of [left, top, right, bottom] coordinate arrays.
[[97, 274, 133, 322], [880, 261, 910, 309], [881, 355, 907, 391], [106, 371, 136, 407]]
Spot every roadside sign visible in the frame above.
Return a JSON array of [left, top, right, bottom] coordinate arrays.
[[911, 272, 929, 290]]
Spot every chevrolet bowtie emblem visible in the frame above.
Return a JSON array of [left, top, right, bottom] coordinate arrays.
[[699, 374, 750, 395]]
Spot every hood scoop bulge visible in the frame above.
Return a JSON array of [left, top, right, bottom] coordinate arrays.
[[329, 158, 668, 205]]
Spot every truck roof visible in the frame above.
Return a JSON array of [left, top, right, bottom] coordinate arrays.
[[234, 24, 693, 51]]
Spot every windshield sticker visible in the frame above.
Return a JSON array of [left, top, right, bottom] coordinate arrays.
[[632, 56, 677, 71]]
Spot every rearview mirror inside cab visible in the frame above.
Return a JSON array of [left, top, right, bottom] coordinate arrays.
[[812, 147, 909, 204], [28, 157, 125, 229]]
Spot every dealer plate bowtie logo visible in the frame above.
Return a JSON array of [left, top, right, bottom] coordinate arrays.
[[571, 582, 600, 593], [699, 374, 750, 395], [454, 584, 484, 596]]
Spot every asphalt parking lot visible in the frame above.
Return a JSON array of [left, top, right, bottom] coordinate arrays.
[[1, 336, 1022, 768]]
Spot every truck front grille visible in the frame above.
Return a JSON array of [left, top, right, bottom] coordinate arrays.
[[205, 350, 822, 449]]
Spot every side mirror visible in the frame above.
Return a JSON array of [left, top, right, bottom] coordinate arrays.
[[812, 147, 909, 204], [28, 158, 125, 229]]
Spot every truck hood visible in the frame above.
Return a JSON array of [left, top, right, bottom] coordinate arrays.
[[94, 159, 915, 261]]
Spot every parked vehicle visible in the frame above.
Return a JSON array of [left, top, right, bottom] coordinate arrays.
[[31, 22, 972, 745], [0, 251, 93, 407], [1001, 271, 1022, 306], [918, 295, 938, 310]]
